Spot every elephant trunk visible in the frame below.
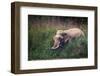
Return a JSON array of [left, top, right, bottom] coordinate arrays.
[[51, 40, 60, 49]]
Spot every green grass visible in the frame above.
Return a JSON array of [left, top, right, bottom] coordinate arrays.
[[28, 26, 88, 60]]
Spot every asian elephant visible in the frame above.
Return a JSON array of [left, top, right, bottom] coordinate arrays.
[[51, 28, 85, 49]]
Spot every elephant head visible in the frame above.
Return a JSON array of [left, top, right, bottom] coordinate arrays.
[[51, 29, 70, 50], [51, 34, 64, 49], [51, 33, 69, 50]]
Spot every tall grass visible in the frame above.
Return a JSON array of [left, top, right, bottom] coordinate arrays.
[[28, 25, 88, 60]]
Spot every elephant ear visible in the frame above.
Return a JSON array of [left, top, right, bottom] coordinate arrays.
[[61, 33, 69, 43]]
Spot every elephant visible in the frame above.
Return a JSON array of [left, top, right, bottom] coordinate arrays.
[[51, 28, 85, 49]]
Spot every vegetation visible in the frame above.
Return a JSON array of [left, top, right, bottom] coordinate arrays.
[[28, 15, 88, 60]]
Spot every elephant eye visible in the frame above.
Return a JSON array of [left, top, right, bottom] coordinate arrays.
[[61, 33, 67, 36]]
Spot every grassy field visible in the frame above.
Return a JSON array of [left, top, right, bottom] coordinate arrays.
[[28, 15, 88, 60]]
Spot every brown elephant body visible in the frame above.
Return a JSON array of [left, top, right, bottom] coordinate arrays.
[[63, 28, 84, 43], [51, 28, 84, 49]]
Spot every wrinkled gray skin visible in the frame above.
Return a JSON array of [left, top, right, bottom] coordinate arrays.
[[51, 28, 84, 50]]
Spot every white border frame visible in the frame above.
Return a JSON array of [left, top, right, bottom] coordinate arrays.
[[20, 6, 95, 70]]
